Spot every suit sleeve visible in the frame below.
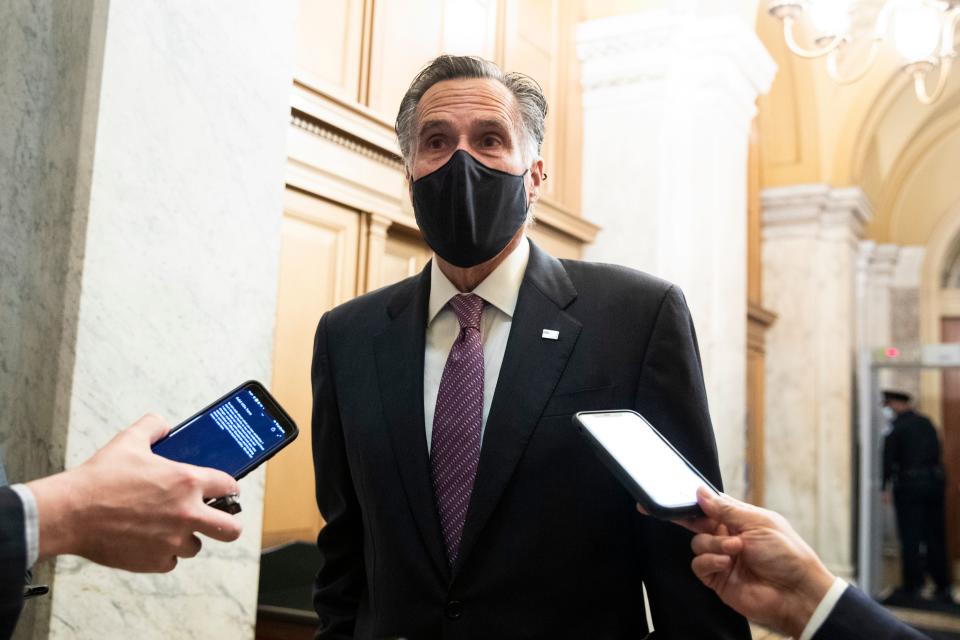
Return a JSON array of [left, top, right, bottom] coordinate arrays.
[[312, 313, 366, 639], [883, 429, 897, 490], [813, 586, 930, 640], [632, 285, 751, 639], [0, 486, 26, 639]]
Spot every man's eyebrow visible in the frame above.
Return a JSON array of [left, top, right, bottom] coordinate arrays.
[[473, 117, 512, 132], [417, 119, 450, 136]]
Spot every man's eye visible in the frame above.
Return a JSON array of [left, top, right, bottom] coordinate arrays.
[[482, 136, 501, 147], [427, 137, 445, 150]]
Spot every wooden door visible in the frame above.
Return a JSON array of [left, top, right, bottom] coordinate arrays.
[[261, 189, 360, 549], [293, 0, 366, 102], [941, 318, 960, 571], [366, 0, 499, 122]]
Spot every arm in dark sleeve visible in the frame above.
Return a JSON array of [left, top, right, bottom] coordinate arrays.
[[312, 313, 365, 639], [922, 416, 944, 465], [813, 586, 930, 640], [633, 285, 751, 639], [882, 429, 897, 491], [0, 486, 26, 639]]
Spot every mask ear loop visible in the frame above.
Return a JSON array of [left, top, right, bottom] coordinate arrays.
[[521, 168, 532, 212]]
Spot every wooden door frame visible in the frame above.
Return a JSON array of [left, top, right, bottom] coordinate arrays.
[[940, 317, 960, 573]]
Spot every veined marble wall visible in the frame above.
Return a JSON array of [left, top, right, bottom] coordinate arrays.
[[891, 248, 925, 399], [0, 2, 108, 635], [577, 9, 775, 498], [2, 2, 297, 639], [762, 185, 871, 578], [857, 243, 925, 395]]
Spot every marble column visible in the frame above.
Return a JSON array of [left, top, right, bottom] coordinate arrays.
[[859, 242, 897, 348], [890, 247, 926, 397], [762, 185, 871, 577], [856, 243, 925, 393], [0, 2, 296, 639], [577, 10, 776, 497]]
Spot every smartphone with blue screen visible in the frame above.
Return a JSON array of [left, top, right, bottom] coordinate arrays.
[[151, 380, 299, 480]]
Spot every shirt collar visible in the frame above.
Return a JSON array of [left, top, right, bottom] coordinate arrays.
[[428, 236, 530, 324]]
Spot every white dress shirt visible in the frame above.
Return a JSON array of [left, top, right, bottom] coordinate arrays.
[[424, 237, 530, 454], [799, 576, 849, 640], [10, 483, 39, 569]]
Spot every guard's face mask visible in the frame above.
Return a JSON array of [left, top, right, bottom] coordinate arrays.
[[882, 406, 896, 421], [412, 150, 529, 268]]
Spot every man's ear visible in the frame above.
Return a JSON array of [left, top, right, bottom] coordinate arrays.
[[527, 158, 544, 207]]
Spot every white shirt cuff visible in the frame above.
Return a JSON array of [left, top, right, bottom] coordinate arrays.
[[799, 577, 848, 640], [10, 483, 39, 570]]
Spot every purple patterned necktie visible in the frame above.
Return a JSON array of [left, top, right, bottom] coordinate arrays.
[[430, 293, 485, 567]]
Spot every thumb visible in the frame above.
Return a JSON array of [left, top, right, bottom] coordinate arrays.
[[697, 487, 757, 531], [128, 413, 171, 445]]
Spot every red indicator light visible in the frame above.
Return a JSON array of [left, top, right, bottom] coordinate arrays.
[[886, 348, 900, 358]]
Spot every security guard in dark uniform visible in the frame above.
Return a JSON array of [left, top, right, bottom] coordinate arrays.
[[882, 390, 952, 601]]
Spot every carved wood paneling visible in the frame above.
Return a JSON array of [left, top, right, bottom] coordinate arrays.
[[262, 190, 360, 548]]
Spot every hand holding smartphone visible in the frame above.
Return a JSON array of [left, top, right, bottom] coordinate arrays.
[[150, 381, 299, 511], [575, 410, 718, 518]]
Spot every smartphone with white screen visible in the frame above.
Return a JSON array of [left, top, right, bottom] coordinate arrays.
[[574, 410, 718, 518], [151, 380, 298, 480]]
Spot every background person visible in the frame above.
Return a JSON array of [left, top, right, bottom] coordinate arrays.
[[882, 389, 952, 602]]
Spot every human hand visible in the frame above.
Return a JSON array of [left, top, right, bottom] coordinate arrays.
[[638, 488, 835, 638], [28, 413, 243, 572]]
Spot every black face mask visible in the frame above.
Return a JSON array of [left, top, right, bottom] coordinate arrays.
[[412, 149, 529, 268]]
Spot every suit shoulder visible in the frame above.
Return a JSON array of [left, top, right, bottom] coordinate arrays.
[[558, 258, 678, 303], [323, 274, 419, 333], [915, 411, 935, 424]]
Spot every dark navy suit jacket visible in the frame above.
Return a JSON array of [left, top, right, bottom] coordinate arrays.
[[814, 587, 929, 640], [311, 240, 750, 639], [0, 486, 25, 640]]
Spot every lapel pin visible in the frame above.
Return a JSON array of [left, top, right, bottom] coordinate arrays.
[[541, 329, 560, 340]]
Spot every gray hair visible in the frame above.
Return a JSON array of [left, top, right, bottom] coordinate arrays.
[[395, 55, 548, 167]]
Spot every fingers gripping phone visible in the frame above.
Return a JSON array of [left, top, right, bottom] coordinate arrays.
[[151, 380, 299, 487], [574, 410, 718, 518]]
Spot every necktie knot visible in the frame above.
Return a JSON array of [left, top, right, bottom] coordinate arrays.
[[449, 294, 484, 331]]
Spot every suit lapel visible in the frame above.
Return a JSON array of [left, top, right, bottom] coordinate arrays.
[[455, 241, 582, 575], [373, 266, 450, 580]]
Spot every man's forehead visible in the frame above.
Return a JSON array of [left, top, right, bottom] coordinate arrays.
[[416, 78, 518, 128]]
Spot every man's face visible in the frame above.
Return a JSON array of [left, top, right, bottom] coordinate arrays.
[[884, 400, 908, 414], [408, 78, 543, 206]]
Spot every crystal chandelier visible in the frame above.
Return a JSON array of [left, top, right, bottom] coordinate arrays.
[[768, 0, 960, 104]]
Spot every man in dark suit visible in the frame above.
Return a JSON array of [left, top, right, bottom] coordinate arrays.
[[310, 54, 749, 639], [882, 390, 951, 602], [0, 414, 242, 639], [674, 487, 930, 640], [0, 485, 27, 640]]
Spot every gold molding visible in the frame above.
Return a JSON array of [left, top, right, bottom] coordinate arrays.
[[290, 111, 403, 170], [533, 199, 601, 244], [291, 81, 399, 155]]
